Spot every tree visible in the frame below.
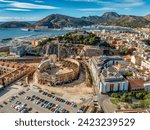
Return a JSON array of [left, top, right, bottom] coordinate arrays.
[[140, 101, 145, 108], [123, 71, 133, 77], [83, 38, 89, 44], [135, 92, 144, 99], [135, 92, 147, 100], [143, 93, 150, 100], [126, 96, 132, 102], [89, 37, 95, 44], [120, 93, 132, 103]]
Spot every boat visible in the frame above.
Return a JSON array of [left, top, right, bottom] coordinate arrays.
[[21, 28, 31, 31]]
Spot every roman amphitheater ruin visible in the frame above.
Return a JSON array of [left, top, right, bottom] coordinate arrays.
[[35, 57, 80, 86]]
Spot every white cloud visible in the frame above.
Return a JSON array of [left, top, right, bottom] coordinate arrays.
[[78, 7, 116, 11], [9, 2, 59, 9], [0, 0, 59, 10], [111, 0, 144, 7], [5, 8, 31, 11]]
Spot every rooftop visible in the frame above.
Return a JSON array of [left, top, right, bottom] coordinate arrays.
[[128, 79, 145, 89], [91, 56, 124, 71], [101, 67, 125, 82]]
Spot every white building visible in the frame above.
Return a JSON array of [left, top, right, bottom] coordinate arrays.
[[99, 67, 128, 93], [89, 56, 128, 93]]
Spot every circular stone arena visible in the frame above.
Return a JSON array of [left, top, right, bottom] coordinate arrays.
[[35, 58, 80, 86]]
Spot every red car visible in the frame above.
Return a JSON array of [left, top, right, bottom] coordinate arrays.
[[51, 108, 56, 113], [66, 101, 71, 105]]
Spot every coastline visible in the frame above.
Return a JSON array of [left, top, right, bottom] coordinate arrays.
[[0, 26, 133, 46]]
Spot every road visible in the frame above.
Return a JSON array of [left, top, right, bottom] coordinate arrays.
[[82, 60, 116, 113]]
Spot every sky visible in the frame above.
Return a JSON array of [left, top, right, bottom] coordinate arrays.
[[0, 0, 150, 21]]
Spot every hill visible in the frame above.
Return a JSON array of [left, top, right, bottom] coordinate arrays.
[[58, 30, 101, 45], [35, 14, 93, 28], [108, 15, 150, 28], [144, 14, 150, 21], [81, 12, 121, 24], [0, 21, 31, 28]]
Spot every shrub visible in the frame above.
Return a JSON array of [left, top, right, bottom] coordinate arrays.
[[140, 100, 150, 108], [120, 93, 132, 103], [135, 92, 147, 100], [123, 71, 133, 77], [144, 93, 150, 100], [131, 104, 138, 109], [135, 92, 143, 99], [111, 93, 120, 98], [140, 101, 146, 108]]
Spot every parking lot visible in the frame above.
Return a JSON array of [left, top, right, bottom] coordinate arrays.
[[0, 86, 81, 113]]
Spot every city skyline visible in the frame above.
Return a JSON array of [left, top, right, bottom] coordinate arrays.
[[0, 0, 150, 21]]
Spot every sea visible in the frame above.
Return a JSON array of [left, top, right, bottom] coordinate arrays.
[[0, 28, 73, 40]]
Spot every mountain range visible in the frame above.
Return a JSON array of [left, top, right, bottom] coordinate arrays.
[[0, 12, 150, 28], [81, 12, 150, 28]]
